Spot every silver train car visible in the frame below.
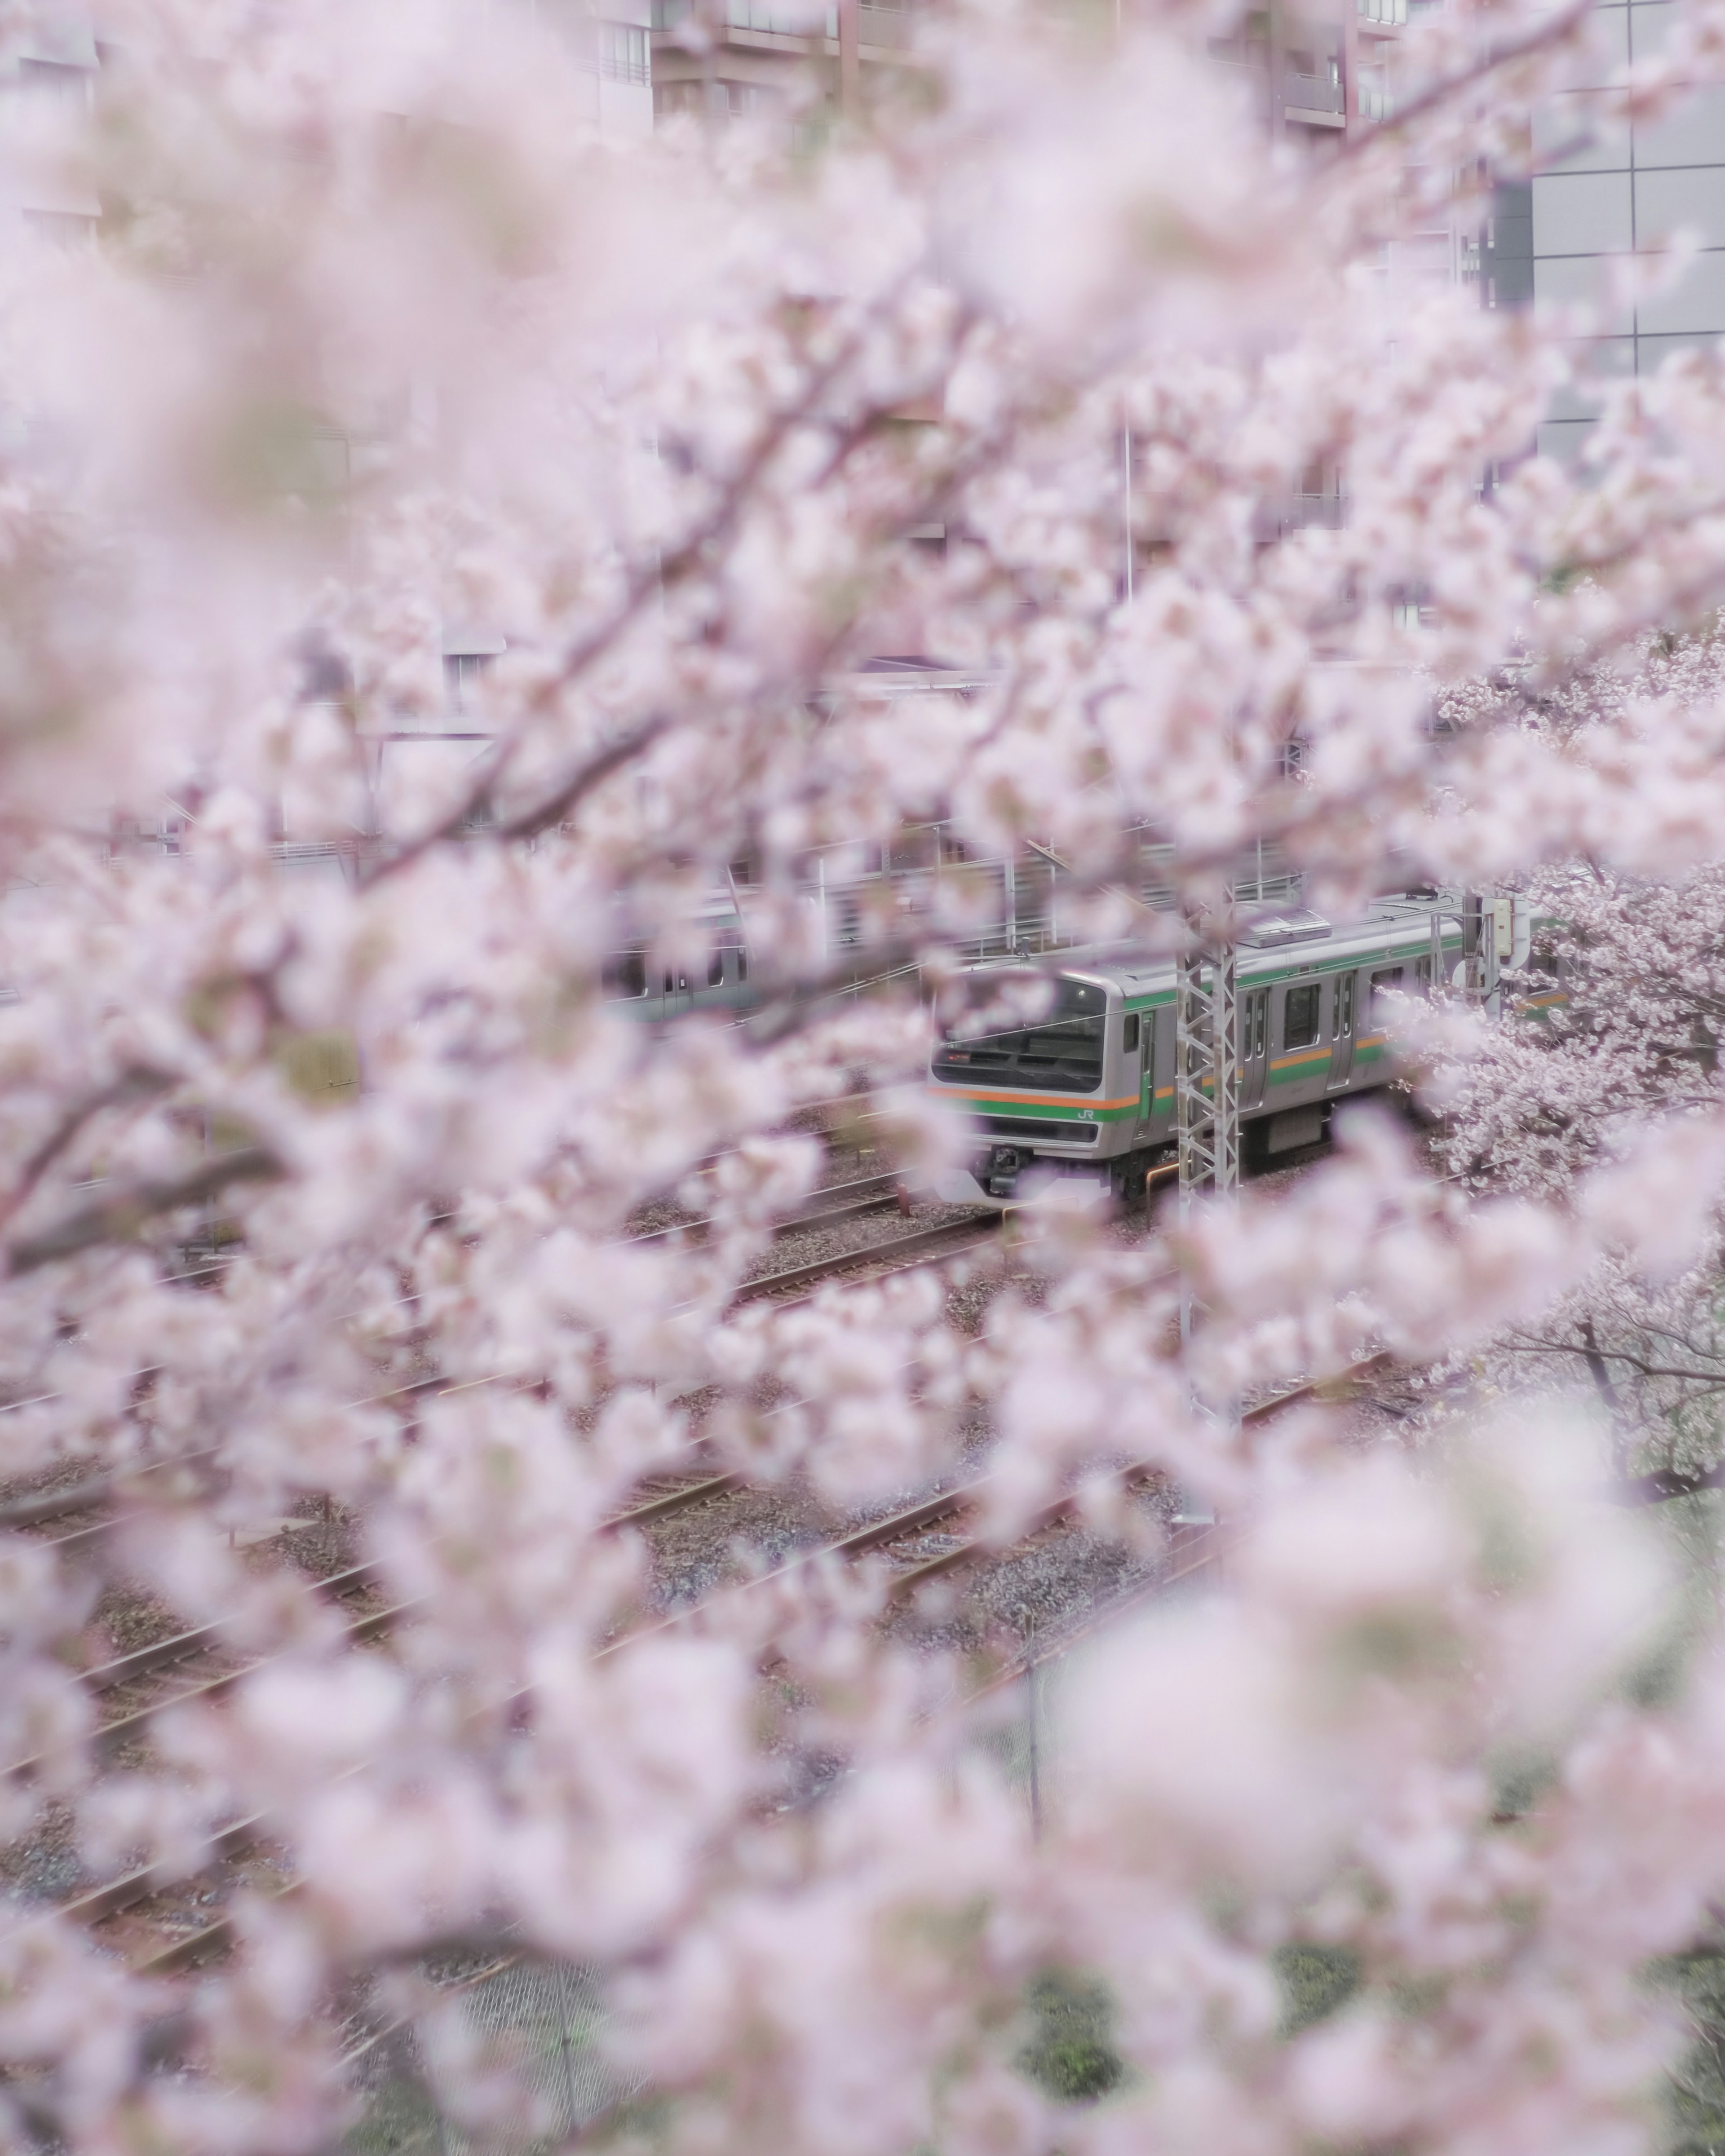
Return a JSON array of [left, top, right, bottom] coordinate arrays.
[[927, 901, 1459, 1202], [600, 895, 754, 1021]]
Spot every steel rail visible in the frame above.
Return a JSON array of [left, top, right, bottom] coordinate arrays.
[[624, 1171, 902, 1248], [90, 1595, 414, 1763], [0, 1179, 908, 1540], [80, 1562, 383, 1698], [967, 1522, 1230, 1706], [31, 1255, 1394, 1969], [34, 1457, 1017, 1968], [882, 1352, 1397, 1603], [962, 1352, 1409, 1699], [607, 1472, 745, 1527], [65, 1349, 1400, 1975], [34, 1352, 1395, 1783], [32, 1370, 525, 1556], [29, 1239, 1006, 1782], [730, 1212, 1006, 1303], [2, 1111, 1319, 1539]]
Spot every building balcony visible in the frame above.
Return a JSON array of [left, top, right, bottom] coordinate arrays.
[[651, 0, 920, 49]]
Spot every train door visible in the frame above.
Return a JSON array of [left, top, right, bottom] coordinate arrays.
[[1121, 1007, 1152, 1136], [1240, 987, 1269, 1109], [1327, 969, 1356, 1088]]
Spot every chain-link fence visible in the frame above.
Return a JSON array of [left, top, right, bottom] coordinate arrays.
[[345, 1957, 644, 2156]]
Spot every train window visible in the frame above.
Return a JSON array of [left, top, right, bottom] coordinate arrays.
[[1336, 972, 1355, 1039], [1122, 1012, 1141, 1054], [737, 949, 748, 983], [602, 952, 647, 999], [1370, 965, 1404, 1016], [931, 972, 1105, 1094], [1283, 981, 1321, 1049], [709, 950, 725, 988]]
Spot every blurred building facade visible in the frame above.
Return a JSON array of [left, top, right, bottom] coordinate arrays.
[[1529, 0, 1725, 458]]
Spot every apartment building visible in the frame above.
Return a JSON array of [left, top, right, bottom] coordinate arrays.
[[648, 0, 926, 125], [0, 5, 653, 160], [650, 0, 1421, 139]]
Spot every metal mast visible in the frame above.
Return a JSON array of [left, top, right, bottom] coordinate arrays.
[[1175, 905, 1240, 1453], [1175, 918, 1240, 1214]]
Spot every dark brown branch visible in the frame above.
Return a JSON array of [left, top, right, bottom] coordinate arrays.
[[1500, 1338, 1725, 1389], [1328, 0, 1592, 166], [5, 1146, 283, 1275], [357, 300, 911, 894], [1580, 1315, 1631, 1474], [1608, 1461, 1725, 1505], [487, 711, 674, 845], [0, 1064, 175, 1233]]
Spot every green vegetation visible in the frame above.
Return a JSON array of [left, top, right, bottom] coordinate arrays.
[[1651, 1950, 1725, 2156], [1272, 1941, 1361, 2037], [1017, 1969, 1125, 2103]]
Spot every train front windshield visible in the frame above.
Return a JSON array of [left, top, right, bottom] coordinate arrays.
[[932, 976, 1106, 1094]]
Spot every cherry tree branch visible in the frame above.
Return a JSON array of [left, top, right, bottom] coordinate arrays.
[[1327, 0, 1593, 167], [1610, 1460, 1725, 1504], [0, 1064, 175, 1235], [5, 1146, 283, 1275], [357, 297, 918, 892]]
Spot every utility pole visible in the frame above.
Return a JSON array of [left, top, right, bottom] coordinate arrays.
[[1461, 890, 1485, 1001], [837, 0, 860, 117]]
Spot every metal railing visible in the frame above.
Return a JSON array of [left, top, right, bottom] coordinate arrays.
[[781, 839, 1305, 969], [1281, 68, 1344, 114], [651, 0, 916, 37], [821, 0, 918, 41], [857, 3, 916, 46]]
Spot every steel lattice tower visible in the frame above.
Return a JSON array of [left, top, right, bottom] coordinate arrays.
[[1175, 932, 1240, 1215]]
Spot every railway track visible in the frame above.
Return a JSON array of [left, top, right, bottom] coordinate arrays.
[[626, 1170, 905, 1248], [9, 1346, 1396, 1978], [0, 1135, 1385, 1975], [0, 1154, 1173, 1564], [3, 1207, 998, 1575], [0, 1157, 910, 1542], [730, 1207, 1008, 1303]]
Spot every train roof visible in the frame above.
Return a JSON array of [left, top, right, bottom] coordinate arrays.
[[960, 898, 1452, 994]]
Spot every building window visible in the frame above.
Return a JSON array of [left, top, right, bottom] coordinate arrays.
[[601, 22, 650, 83], [729, 0, 818, 28], [444, 652, 495, 712], [16, 57, 93, 106], [655, 76, 779, 119], [654, 79, 702, 119]]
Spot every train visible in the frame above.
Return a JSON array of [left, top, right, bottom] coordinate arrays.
[[924, 900, 1464, 1204], [594, 888, 1554, 1204]]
